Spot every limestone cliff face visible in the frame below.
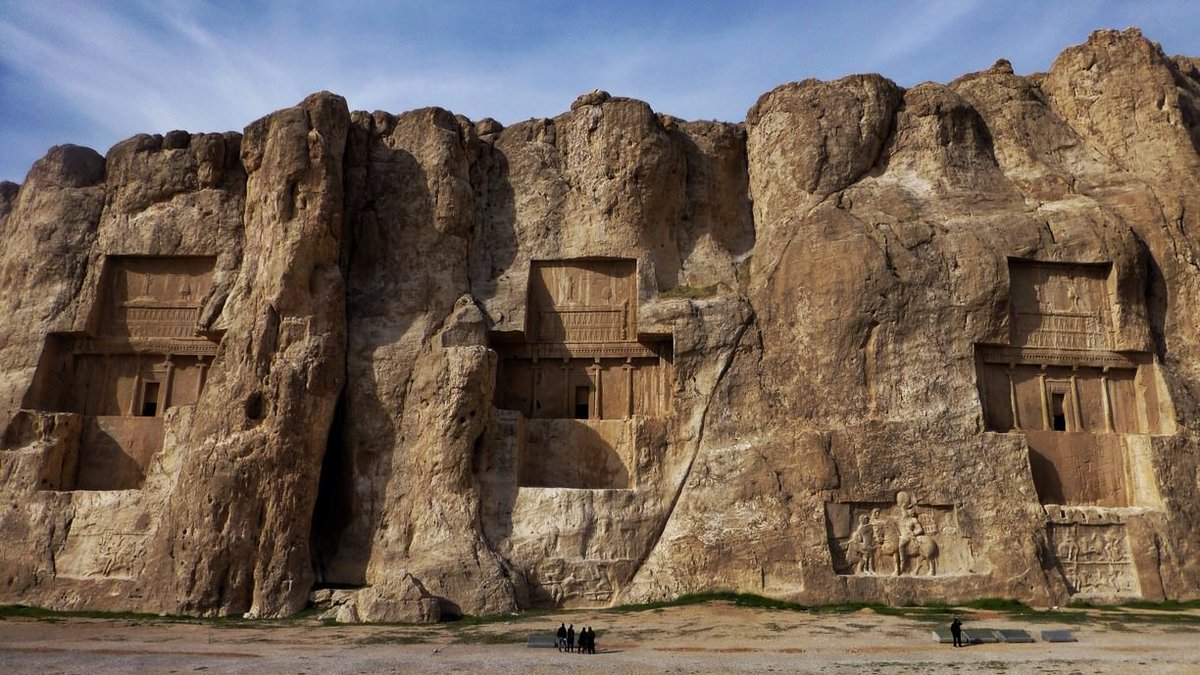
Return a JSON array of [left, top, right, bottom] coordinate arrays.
[[0, 29, 1198, 620]]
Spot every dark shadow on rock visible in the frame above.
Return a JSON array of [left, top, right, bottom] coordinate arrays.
[[467, 137, 518, 307], [1135, 233, 1169, 361], [1026, 447, 1066, 506], [75, 424, 144, 490], [311, 122, 432, 586], [671, 124, 755, 287]]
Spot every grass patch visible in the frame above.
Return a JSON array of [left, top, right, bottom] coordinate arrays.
[[0, 604, 322, 628], [450, 630, 528, 645], [1026, 610, 1091, 624], [0, 605, 185, 622], [441, 607, 556, 627], [1067, 600, 1125, 613], [609, 592, 807, 614], [963, 598, 1033, 613], [658, 284, 724, 300], [809, 602, 958, 623], [1119, 599, 1200, 611], [355, 632, 433, 645], [809, 601, 889, 614], [1108, 612, 1200, 625]]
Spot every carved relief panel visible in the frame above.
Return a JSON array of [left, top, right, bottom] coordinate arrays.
[[824, 492, 975, 577], [98, 256, 215, 339], [1008, 260, 1113, 350], [528, 259, 636, 343], [1045, 508, 1140, 597]]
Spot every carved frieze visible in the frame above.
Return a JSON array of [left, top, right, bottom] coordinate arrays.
[[501, 341, 661, 360], [1046, 510, 1140, 597], [76, 337, 219, 356], [978, 345, 1144, 370], [825, 492, 974, 577], [537, 306, 629, 343]]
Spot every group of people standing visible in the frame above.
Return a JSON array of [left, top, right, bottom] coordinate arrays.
[[555, 622, 597, 653]]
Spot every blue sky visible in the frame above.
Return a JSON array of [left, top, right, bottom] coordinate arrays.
[[1, 1, 1198, 183]]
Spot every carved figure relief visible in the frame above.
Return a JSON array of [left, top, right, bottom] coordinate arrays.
[[975, 259, 1173, 507], [825, 492, 972, 577], [1045, 508, 1140, 597]]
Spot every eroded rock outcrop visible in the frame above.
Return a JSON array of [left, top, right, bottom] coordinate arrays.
[[0, 29, 1197, 621]]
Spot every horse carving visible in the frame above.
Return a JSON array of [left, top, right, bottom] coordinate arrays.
[[875, 514, 939, 576]]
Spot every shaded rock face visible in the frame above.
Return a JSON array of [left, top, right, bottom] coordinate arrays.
[[1, 29, 1199, 620]]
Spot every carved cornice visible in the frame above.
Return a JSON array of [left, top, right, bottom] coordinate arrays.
[[498, 342, 662, 360], [74, 337, 219, 356], [977, 345, 1146, 369]]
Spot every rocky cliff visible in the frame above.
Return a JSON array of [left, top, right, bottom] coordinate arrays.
[[1, 28, 1198, 620]]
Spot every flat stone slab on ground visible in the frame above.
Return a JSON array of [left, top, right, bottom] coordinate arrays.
[[964, 628, 1003, 643], [934, 627, 1037, 644], [997, 629, 1035, 643], [526, 634, 559, 648], [932, 628, 997, 643], [1041, 629, 1078, 642]]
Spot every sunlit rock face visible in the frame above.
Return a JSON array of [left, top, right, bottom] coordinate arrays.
[[1, 29, 1198, 621]]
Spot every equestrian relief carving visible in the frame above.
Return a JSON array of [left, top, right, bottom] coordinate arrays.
[[825, 492, 975, 577]]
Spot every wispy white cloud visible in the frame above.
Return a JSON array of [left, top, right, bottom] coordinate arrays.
[[1, 0, 1199, 182]]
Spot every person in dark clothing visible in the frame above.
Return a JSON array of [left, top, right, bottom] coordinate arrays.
[[567, 624, 575, 653], [556, 622, 567, 651], [950, 617, 964, 647], [586, 626, 596, 654]]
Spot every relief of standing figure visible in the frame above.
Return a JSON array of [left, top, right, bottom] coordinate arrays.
[[848, 514, 876, 574]]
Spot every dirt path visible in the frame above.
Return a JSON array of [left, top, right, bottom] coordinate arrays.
[[2, 603, 1198, 674]]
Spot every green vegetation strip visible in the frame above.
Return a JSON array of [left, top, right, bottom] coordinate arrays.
[[607, 591, 807, 613], [658, 284, 724, 299], [3, 593, 1198, 631]]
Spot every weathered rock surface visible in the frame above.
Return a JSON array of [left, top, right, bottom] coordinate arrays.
[[0, 29, 1198, 621]]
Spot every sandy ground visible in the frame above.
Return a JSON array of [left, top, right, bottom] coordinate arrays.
[[2, 602, 1198, 674]]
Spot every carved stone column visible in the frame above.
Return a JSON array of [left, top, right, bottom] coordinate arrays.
[[1007, 364, 1021, 430], [196, 360, 209, 401], [129, 372, 142, 417], [1038, 368, 1050, 430], [162, 355, 176, 411], [624, 357, 634, 417], [1100, 367, 1114, 432], [1135, 362, 1152, 434], [1069, 367, 1083, 431], [590, 358, 602, 420]]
